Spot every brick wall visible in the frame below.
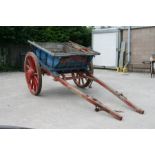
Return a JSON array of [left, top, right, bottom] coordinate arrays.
[[122, 27, 155, 71]]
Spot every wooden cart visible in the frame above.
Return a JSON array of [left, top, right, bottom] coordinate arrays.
[[24, 41, 144, 121]]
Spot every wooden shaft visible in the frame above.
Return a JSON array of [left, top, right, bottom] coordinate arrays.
[[89, 75, 144, 114], [56, 77, 123, 121]]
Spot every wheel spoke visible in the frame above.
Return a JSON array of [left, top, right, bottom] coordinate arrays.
[[76, 73, 78, 78], [26, 64, 30, 70], [81, 78, 84, 85], [28, 57, 36, 71], [27, 58, 32, 67], [74, 73, 78, 82], [76, 73, 79, 82], [30, 74, 37, 92], [33, 76, 39, 90], [33, 72, 38, 76], [33, 76, 38, 85], [27, 76, 31, 83], [26, 68, 34, 83], [78, 77, 81, 85], [33, 78, 37, 92], [31, 79, 34, 90]]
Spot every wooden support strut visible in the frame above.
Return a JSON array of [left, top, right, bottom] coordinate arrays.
[[87, 74, 144, 114], [54, 76, 123, 121]]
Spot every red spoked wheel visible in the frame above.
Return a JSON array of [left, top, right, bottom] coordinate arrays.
[[72, 62, 93, 88], [24, 52, 42, 96]]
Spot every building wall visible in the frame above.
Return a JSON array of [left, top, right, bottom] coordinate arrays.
[[122, 27, 155, 71], [0, 43, 30, 70]]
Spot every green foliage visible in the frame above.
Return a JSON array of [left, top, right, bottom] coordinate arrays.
[[0, 26, 92, 46]]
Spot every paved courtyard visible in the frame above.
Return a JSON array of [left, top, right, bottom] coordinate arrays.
[[0, 70, 154, 128]]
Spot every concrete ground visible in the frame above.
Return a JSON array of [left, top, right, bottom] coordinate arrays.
[[0, 70, 154, 128]]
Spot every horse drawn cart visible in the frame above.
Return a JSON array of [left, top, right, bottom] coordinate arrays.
[[24, 40, 144, 121]]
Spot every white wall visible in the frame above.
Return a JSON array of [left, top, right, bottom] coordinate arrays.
[[92, 32, 118, 67]]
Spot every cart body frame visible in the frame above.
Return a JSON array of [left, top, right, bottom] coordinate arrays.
[[29, 40, 99, 75]]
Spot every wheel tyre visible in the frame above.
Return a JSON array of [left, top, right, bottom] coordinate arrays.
[[24, 52, 42, 96]]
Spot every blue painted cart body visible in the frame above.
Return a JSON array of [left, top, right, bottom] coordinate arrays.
[[28, 41, 99, 75]]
